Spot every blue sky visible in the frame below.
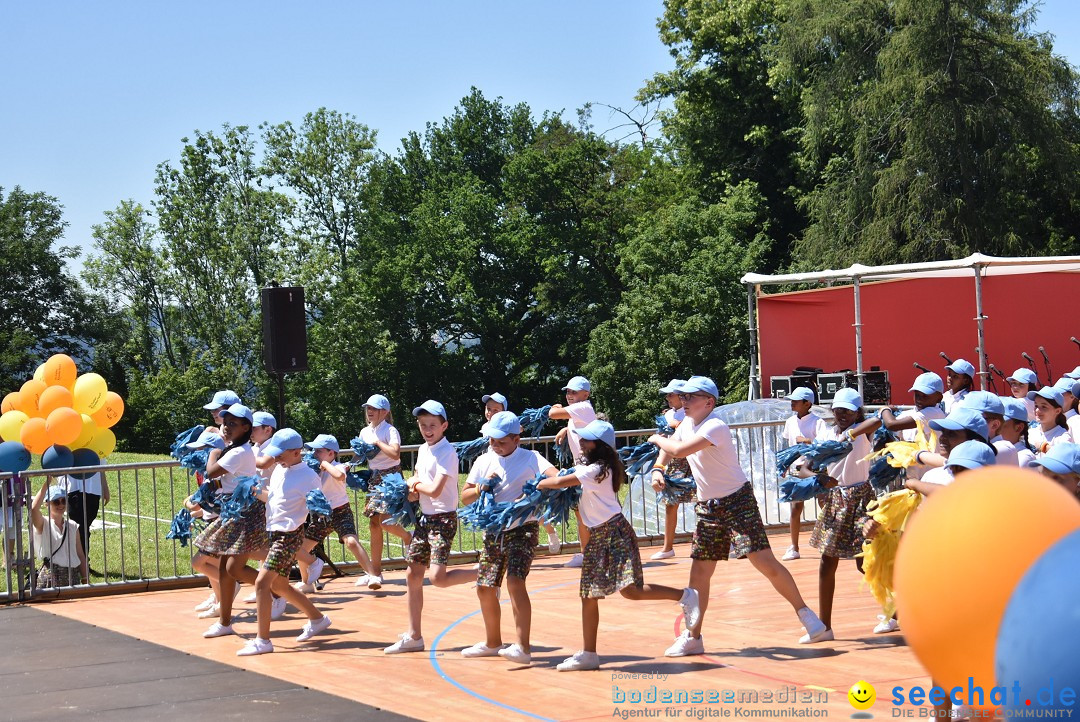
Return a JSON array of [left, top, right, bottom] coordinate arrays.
[[2, 1, 1077, 267]]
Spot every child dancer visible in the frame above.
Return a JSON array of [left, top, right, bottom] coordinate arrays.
[[943, 360, 975, 413], [1006, 368, 1039, 419], [1028, 387, 1073, 454], [776, 385, 825, 561], [1030, 443, 1080, 500], [459, 411, 553, 664], [238, 428, 332, 656], [357, 394, 409, 589], [540, 420, 700, 671], [650, 379, 695, 561], [384, 400, 477, 653], [999, 398, 1037, 467], [550, 375, 597, 568], [296, 435, 377, 593], [240, 411, 277, 604], [202, 389, 241, 436], [648, 376, 828, 655]]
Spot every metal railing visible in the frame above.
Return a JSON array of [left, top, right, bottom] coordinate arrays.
[[0, 418, 813, 603]]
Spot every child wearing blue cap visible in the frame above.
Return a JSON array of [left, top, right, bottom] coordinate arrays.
[[959, 392, 1016, 466], [943, 360, 975, 413], [1028, 387, 1073, 455], [459, 409, 557, 664], [999, 398, 1036, 468], [384, 401, 478, 654], [777, 385, 827, 561], [539, 419, 700, 672], [648, 376, 828, 655], [1006, 368, 1039, 419], [356, 394, 407, 590], [1030, 443, 1080, 500], [550, 375, 598, 568], [651, 379, 697, 561], [30, 483, 87, 588], [906, 407, 996, 488]]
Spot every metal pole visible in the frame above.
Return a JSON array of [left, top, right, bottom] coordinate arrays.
[[973, 264, 988, 390], [853, 276, 865, 397], [746, 283, 760, 400], [276, 373, 286, 428]]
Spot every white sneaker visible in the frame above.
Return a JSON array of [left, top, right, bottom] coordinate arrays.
[[564, 553, 584, 568], [797, 606, 831, 643], [665, 630, 704, 657], [873, 615, 900, 634], [307, 557, 324, 585], [679, 588, 701, 630], [237, 637, 274, 656], [557, 650, 601, 671], [498, 644, 532, 664], [782, 546, 801, 561], [194, 592, 217, 612], [650, 549, 675, 560], [548, 537, 561, 555], [296, 615, 332, 642], [270, 596, 287, 621], [461, 642, 502, 658], [197, 604, 220, 619], [355, 573, 382, 590], [293, 581, 316, 595], [384, 633, 424, 654], [243, 591, 257, 603], [203, 622, 235, 638]]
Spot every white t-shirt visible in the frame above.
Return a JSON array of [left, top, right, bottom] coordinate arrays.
[[898, 407, 947, 443], [943, 389, 969, 414], [991, 437, 1019, 466], [674, 411, 747, 500], [574, 461, 624, 528], [57, 472, 103, 496], [414, 437, 460, 515], [1030, 425, 1072, 454], [1067, 414, 1080, 444], [33, 517, 81, 568], [467, 447, 555, 526], [215, 443, 257, 494], [818, 427, 870, 487], [783, 413, 827, 446], [921, 466, 955, 487], [360, 421, 402, 471], [1013, 441, 1036, 468], [252, 440, 274, 482], [563, 401, 597, 462], [663, 407, 686, 427], [264, 463, 321, 532], [319, 461, 350, 509]]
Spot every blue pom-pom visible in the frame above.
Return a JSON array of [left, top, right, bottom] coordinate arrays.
[[518, 406, 552, 439], [872, 414, 897, 446], [540, 468, 581, 525], [169, 425, 205, 460], [166, 509, 194, 546], [189, 480, 221, 514], [655, 414, 676, 437], [306, 489, 332, 518], [868, 455, 903, 491], [453, 436, 490, 465], [778, 476, 830, 503], [775, 443, 811, 477], [806, 440, 853, 470], [219, 476, 260, 521], [460, 474, 544, 534], [302, 451, 322, 472], [346, 468, 372, 491], [555, 438, 574, 467], [348, 437, 379, 463], [177, 448, 211, 476], [368, 472, 419, 528], [618, 442, 661, 477], [659, 474, 697, 504]]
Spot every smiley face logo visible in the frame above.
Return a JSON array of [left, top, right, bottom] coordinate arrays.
[[848, 680, 876, 711]]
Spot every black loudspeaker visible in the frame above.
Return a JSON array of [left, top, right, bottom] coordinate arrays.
[[261, 286, 308, 373]]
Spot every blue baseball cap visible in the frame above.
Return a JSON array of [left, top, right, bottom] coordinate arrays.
[[481, 411, 521, 439], [306, 434, 340, 452], [221, 403, 253, 423], [1028, 386, 1065, 408], [262, 428, 304, 457], [659, 379, 686, 395], [1029, 443, 1080, 476], [961, 391, 1005, 416], [787, 386, 816, 402], [946, 359, 976, 378], [252, 411, 277, 428], [412, 399, 447, 419], [482, 392, 508, 410], [562, 375, 592, 392], [1001, 397, 1029, 423], [832, 387, 863, 411], [574, 419, 617, 449], [1052, 377, 1077, 396], [45, 485, 68, 502], [680, 375, 720, 399], [203, 389, 241, 410], [1065, 366, 1080, 380], [946, 440, 997, 471], [930, 407, 990, 440], [187, 429, 227, 450], [909, 372, 944, 395], [363, 394, 391, 411], [1007, 368, 1038, 385]]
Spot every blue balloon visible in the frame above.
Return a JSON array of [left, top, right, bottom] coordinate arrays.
[[0, 441, 31, 473], [70, 448, 100, 480], [41, 444, 74, 471], [996, 528, 1080, 713]]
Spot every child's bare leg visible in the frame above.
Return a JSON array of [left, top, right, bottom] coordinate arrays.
[[506, 576, 531, 652], [343, 535, 375, 576], [477, 585, 502, 648], [429, 563, 476, 588], [369, 515, 384, 574], [581, 597, 600, 652], [789, 501, 804, 550], [405, 562, 425, 638], [663, 504, 678, 551]]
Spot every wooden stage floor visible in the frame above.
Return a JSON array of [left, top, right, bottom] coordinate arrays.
[[38, 531, 931, 720]]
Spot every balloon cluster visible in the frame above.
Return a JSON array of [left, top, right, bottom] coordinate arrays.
[[0, 354, 122, 474], [894, 467, 1080, 714]]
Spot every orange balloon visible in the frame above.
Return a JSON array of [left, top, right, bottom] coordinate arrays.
[[895, 467, 1080, 706], [20, 417, 50, 455], [1, 392, 19, 414], [43, 353, 77, 389], [38, 385, 74, 417], [90, 391, 124, 429], [45, 407, 82, 446], [19, 379, 47, 417]]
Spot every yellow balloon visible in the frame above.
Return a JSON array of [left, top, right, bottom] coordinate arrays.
[[90, 391, 124, 429], [73, 373, 108, 414], [86, 427, 116, 458], [72, 414, 96, 449], [0, 410, 30, 442], [43, 353, 78, 389], [33, 364, 45, 383]]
